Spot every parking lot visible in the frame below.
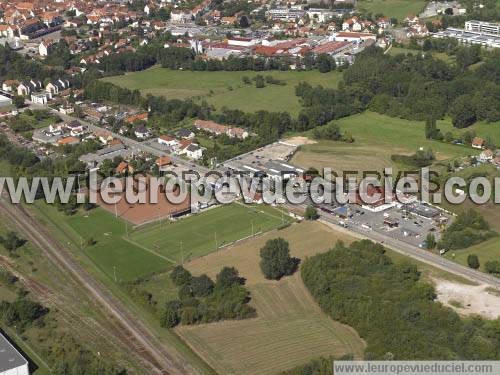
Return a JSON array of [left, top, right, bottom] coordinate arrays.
[[315, 201, 451, 249]]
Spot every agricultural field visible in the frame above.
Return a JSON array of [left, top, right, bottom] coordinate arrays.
[[291, 111, 477, 173], [177, 221, 366, 374], [102, 67, 342, 115], [130, 203, 291, 264], [357, 0, 427, 21], [176, 219, 482, 373]]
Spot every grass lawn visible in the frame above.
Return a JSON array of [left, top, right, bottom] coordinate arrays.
[[130, 203, 291, 264], [438, 118, 500, 147], [357, 0, 427, 21], [291, 111, 476, 172], [444, 237, 500, 274], [388, 46, 456, 65], [32, 202, 173, 282], [102, 67, 342, 115], [177, 222, 365, 374]]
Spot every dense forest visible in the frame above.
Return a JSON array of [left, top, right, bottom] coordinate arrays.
[[299, 46, 500, 128], [302, 240, 500, 360]]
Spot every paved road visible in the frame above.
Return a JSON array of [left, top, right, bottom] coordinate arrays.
[[28, 102, 211, 174], [30, 103, 500, 288], [0, 197, 189, 374], [310, 205, 500, 289]]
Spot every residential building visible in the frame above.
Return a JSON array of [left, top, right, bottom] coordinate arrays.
[[2, 80, 18, 92], [31, 92, 51, 105], [17, 80, 42, 96], [184, 143, 203, 160], [171, 10, 193, 23], [479, 149, 494, 162], [39, 39, 54, 56], [176, 128, 195, 139], [158, 135, 180, 147], [134, 124, 150, 139], [472, 137, 485, 149], [46, 79, 70, 95], [57, 136, 80, 146], [65, 120, 85, 136], [125, 112, 148, 124], [156, 155, 172, 170]]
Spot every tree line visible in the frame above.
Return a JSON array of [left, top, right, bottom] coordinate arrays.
[[301, 240, 500, 360], [438, 209, 496, 250]]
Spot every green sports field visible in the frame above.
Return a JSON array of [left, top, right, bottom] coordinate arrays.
[[33, 202, 172, 281], [33, 202, 290, 282], [129, 203, 291, 263], [102, 67, 342, 115]]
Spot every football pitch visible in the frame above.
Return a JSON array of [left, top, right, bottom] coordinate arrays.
[[33, 201, 290, 282], [129, 203, 291, 263]]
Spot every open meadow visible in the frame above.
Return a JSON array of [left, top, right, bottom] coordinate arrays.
[[102, 67, 342, 115], [291, 111, 478, 172], [357, 0, 427, 21], [176, 221, 366, 374]]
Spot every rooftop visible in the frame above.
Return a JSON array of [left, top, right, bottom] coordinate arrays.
[[0, 332, 28, 372]]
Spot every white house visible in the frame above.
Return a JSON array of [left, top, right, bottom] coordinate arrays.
[[170, 10, 193, 23], [49, 123, 63, 134], [17, 80, 42, 96], [46, 79, 70, 95], [134, 124, 150, 139], [184, 143, 203, 160], [0, 25, 16, 38], [65, 120, 85, 136], [479, 149, 494, 162], [158, 134, 180, 147], [31, 92, 51, 105], [39, 40, 54, 56]]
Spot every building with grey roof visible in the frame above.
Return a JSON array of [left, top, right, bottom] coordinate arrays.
[[0, 332, 29, 375]]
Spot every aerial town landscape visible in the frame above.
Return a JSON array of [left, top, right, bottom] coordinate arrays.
[[0, 0, 499, 374]]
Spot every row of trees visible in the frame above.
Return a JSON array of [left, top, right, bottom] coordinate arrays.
[[438, 209, 496, 250], [97, 41, 342, 75], [161, 265, 255, 327], [301, 240, 500, 359]]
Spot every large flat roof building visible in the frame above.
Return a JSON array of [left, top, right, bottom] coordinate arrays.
[[0, 332, 29, 375], [433, 27, 500, 48], [465, 20, 500, 35]]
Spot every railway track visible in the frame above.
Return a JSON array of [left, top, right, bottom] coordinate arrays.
[[0, 198, 189, 374]]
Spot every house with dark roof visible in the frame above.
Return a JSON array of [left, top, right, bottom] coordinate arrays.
[[46, 79, 70, 95]]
